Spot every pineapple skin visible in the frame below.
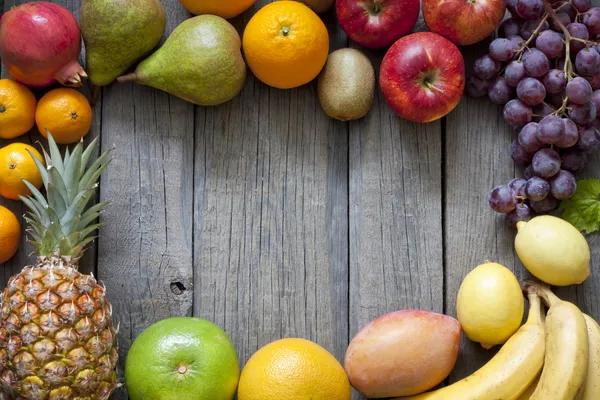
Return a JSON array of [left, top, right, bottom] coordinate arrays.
[[0, 255, 118, 400]]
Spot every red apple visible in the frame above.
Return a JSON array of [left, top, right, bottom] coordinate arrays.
[[336, 0, 419, 49], [380, 32, 465, 123], [423, 0, 506, 46]]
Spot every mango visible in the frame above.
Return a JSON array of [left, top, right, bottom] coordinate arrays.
[[344, 310, 461, 398]]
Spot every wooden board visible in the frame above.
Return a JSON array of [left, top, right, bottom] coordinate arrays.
[[96, 2, 195, 397], [192, 0, 350, 369], [348, 49, 444, 399], [1, 1, 600, 399]]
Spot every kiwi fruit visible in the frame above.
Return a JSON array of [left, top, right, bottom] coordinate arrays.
[[298, 0, 335, 13], [318, 48, 375, 121]]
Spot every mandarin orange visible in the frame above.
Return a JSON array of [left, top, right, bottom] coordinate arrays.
[[36, 88, 93, 144], [0, 79, 37, 139], [243, 1, 329, 89]]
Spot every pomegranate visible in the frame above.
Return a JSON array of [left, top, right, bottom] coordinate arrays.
[[0, 2, 87, 87]]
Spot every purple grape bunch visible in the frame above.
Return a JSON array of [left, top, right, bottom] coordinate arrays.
[[470, 0, 600, 228]]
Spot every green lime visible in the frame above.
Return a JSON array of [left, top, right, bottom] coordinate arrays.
[[125, 317, 239, 400]]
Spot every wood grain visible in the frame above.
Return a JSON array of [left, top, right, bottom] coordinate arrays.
[[444, 40, 522, 380], [192, 0, 350, 370], [96, 1, 194, 397], [348, 49, 444, 399]]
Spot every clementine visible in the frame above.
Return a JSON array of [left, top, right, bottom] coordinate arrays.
[[243, 1, 329, 89], [35, 88, 93, 144], [178, 0, 256, 19], [237, 338, 351, 400], [0, 143, 45, 200], [0, 205, 20, 264], [0, 79, 37, 139]]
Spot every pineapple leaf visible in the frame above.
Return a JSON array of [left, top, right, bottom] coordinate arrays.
[[47, 167, 69, 207], [47, 222, 64, 246], [19, 196, 43, 221], [79, 159, 111, 193], [26, 230, 42, 244], [46, 183, 67, 217], [46, 131, 64, 173], [78, 148, 112, 192], [80, 137, 100, 177], [59, 237, 72, 255], [26, 218, 45, 240], [78, 202, 109, 230], [29, 240, 42, 249], [23, 180, 49, 209], [63, 143, 83, 202], [41, 228, 58, 249], [76, 236, 97, 249], [60, 190, 93, 228], [41, 147, 52, 171], [26, 149, 48, 188], [67, 231, 81, 246], [46, 206, 64, 230], [79, 223, 104, 241], [62, 214, 84, 241], [64, 147, 71, 167]]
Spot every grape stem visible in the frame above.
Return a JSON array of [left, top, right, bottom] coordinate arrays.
[[571, 37, 594, 47], [541, 0, 574, 78], [516, 14, 551, 60]]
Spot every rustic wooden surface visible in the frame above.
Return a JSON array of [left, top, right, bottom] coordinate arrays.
[[0, 0, 599, 399]]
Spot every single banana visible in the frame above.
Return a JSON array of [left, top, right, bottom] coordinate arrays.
[[580, 314, 600, 400], [527, 282, 589, 400], [396, 292, 545, 400], [516, 374, 540, 400]]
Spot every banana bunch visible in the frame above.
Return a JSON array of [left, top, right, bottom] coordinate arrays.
[[397, 281, 600, 400]]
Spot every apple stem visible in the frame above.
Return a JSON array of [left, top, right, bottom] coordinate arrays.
[[373, 0, 381, 13], [425, 81, 445, 94]]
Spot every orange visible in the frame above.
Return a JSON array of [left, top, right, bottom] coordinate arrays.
[[0, 143, 45, 200], [0, 205, 20, 264], [0, 79, 37, 139], [178, 0, 256, 18], [35, 88, 93, 144], [243, 1, 329, 89], [237, 338, 351, 400]]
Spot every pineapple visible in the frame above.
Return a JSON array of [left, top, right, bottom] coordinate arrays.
[[0, 134, 118, 399]]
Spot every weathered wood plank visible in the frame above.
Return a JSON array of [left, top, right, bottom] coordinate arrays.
[[444, 40, 522, 380], [348, 47, 444, 399], [192, 0, 350, 372], [96, 1, 194, 397], [0, 0, 99, 286]]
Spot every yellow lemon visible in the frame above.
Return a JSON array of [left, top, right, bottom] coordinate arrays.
[[515, 216, 590, 286], [456, 262, 524, 349], [238, 338, 350, 400]]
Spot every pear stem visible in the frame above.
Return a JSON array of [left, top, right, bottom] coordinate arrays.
[[117, 73, 139, 83]]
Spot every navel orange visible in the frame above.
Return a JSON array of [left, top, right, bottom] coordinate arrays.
[[0, 143, 45, 200], [243, 1, 329, 89], [237, 338, 351, 400], [0, 205, 20, 264], [178, 0, 256, 19], [0, 79, 37, 139], [35, 88, 93, 144]]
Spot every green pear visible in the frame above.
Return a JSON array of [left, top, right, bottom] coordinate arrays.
[[80, 0, 166, 86], [117, 15, 246, 107]]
